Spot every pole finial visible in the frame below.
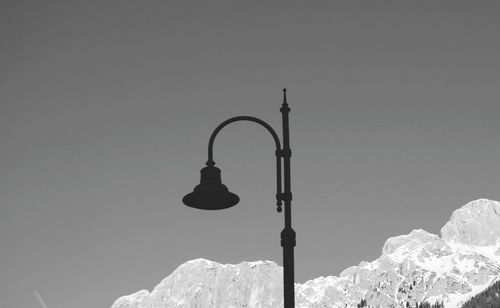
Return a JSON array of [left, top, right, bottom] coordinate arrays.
[[281, 88, 290, 113], [282, 88, 288, 106]]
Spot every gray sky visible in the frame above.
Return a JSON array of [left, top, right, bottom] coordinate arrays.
[[1, 1, 500, 307]]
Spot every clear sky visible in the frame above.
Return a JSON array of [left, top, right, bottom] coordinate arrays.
[[1, 1, 500, 307]]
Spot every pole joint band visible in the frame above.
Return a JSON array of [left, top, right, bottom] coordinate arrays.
[[278, 192, 292, 202], [276, 149, 291, 158]]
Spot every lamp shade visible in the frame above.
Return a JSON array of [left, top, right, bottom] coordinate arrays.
[[183, 165, 239, 210]]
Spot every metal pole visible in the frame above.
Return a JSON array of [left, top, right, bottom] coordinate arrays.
[[280, 89, 295, 308]]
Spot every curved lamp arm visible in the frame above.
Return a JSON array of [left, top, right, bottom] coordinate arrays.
[[206, 116, 283, 211]]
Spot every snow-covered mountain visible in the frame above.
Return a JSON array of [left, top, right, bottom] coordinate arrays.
[[111, 199, 500, 308]]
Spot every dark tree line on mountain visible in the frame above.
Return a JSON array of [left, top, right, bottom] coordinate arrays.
[[356, 298, 444, 308], [415, 302, 444, 308], [356, 279, 500, 308], [460, 279, 500, 308]]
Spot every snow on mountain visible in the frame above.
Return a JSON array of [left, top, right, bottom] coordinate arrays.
[[111, 199, 500, 308], [441, 199, 500, 246], [112, 259, 283, 308]]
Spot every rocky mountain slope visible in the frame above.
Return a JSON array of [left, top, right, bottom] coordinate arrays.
[[111, 199, 500, 308], [460, 279, 500, 308]]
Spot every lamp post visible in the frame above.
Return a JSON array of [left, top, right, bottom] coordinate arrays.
[[183, 89, 296, 308]]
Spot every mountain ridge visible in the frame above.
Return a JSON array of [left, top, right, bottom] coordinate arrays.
[[111, 199, 500, 308]]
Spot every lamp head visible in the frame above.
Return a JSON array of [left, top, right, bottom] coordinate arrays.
[[183, 165, 239, 210]]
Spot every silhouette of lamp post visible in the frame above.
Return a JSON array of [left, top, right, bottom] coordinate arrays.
[[183, 89, 296, 308]]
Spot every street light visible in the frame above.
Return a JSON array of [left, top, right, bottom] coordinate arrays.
[[183, 89, 296, 308]]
